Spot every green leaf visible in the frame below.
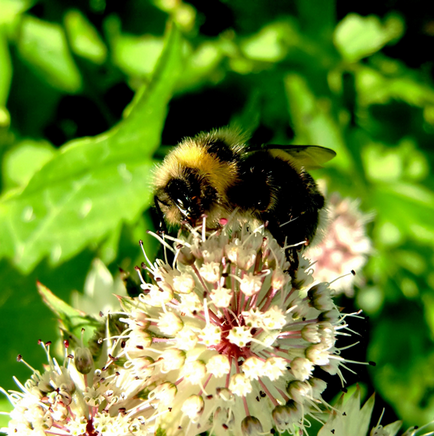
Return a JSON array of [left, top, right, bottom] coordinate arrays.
[[368, 303, 434, 427], [284, 73, 354, 172], [177, 40, 226, 92], [17, 15, 82, 92], [240, 21, 297, 62], [334, 13, 404, 62], [0, 28, 12, 109], [372, 182, 434, 247], [0, 0, 32, 25], [2, 139, 55, 190], [355, 64, 434, 108], [0, 397, 12, 428], [37, 281, 101, 347], [106, 14, 165, 79], [0, 23, 184, 273], [64, 9, 107, 64], [112, 33, 164, 78], [0, 24, 12, 129]]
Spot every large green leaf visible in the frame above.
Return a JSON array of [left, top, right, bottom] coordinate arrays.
[[0, 24, 184, 273]]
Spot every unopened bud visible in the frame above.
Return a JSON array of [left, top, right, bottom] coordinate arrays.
[[177, 246, 196, 266], [272, 401, 302, 432], [74, 347, 94, 374], [308, 284, 334, 311], [241, 416, 263, 436], [290, 357, 313, 381], [287, 380, 314, 404]]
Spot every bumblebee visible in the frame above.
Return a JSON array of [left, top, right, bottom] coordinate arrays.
[[153, 128, 335, 256]]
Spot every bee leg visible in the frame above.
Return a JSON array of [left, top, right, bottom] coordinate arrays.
[[154, 196, 168, 235]]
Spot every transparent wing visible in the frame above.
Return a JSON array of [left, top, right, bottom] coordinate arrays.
[[247, 144, 336, 170]]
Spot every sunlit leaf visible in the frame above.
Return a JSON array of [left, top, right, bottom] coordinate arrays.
[[0, 0, 32, 25], [371, 183, 434, 246], [106, 15, 165, 79], [362, 142, 403, 182], [64, 9, 107, 64], [2, 140, 55, 190], [334, 13, 404, 62], [37, 282, 101, 348], [177, 40, 227, 92], [356, 65, 434, 108], [0, 24, 184, 273], [240, 21, 298, 62], [284, 73, 354, 172], [18, 15, 82, 92]]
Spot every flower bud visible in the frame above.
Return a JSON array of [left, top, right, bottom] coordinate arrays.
[[287, 380, 311, 404], [177, 246, 196, 265], [272, 401, 302, 432], [241, 416, 263, 436], [305, 344, 330, 366], [74, 347, 93, 374], [308, 377, 327, 398], [157, 312, 183, 335], [308, 284, 334, 311], [150, 382, 178, 407], [301, 323, 320, 343], [181, 395, 204, 422], [290, 357, 313, 381], [318, 309, 340, 323]]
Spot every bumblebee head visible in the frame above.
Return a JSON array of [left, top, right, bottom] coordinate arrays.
[[153, 130, 241, 227], [155, 170, 218, 226], [164, 177, 202, 221]]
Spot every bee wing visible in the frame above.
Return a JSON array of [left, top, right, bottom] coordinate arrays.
[[252, 144, 336, 170]]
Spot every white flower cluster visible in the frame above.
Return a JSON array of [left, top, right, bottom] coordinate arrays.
[[114, 220, 356, 436], [1, 339, 152, 436], [307, 193, 373, 296], [1, 220, 359, 436]]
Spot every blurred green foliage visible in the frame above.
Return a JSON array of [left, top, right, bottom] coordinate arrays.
[[0, 0, 434, 431]]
